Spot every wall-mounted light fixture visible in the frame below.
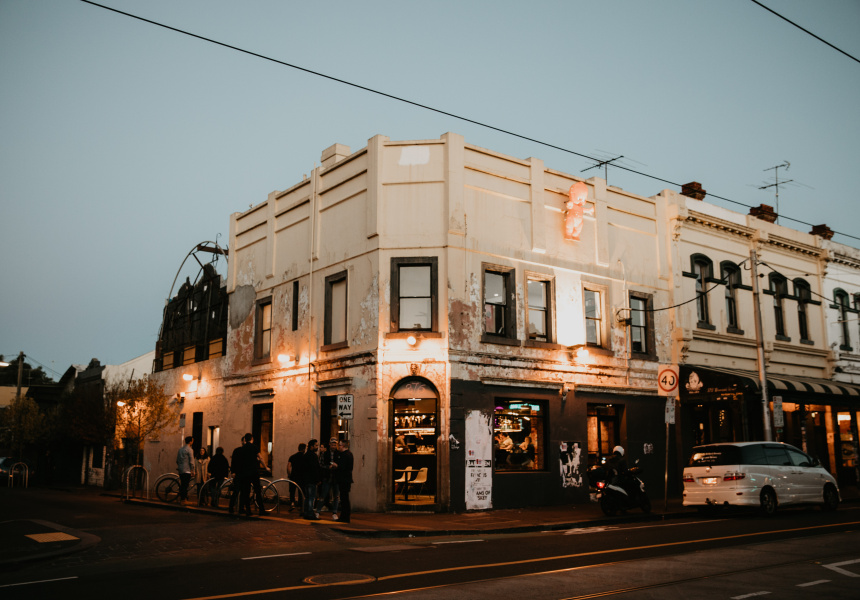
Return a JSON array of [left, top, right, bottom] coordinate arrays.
[[406, 335, 417, 346], [277, 353, 294, 364], [570, 344, 591, 362], [182, 373, 194, 382], [117, 400, 127, 407], [182, 373, 199, 392]]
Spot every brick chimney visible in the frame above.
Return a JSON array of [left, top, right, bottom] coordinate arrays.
[[680, 181, 706, 201], [810, 224, 834, 240], [321, 143, 351, 169], [749, 204, 777, 223]]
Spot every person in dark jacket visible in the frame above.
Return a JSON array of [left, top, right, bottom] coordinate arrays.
[[207, 446, 230, 507], [302, 439, 321, 520], [332, 439, 354, 523], [287, 443, 306, 510], [317, 438, 340, 514], [231, 433, 264, 516]]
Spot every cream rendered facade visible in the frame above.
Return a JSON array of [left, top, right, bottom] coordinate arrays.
[[195, 132, 674, 512], [822, 240, 860, 385]]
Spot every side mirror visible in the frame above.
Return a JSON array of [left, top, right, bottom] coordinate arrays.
[[811, 457, 821, 467]]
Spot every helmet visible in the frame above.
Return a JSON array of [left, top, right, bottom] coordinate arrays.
[[613, 446, 625, 456]]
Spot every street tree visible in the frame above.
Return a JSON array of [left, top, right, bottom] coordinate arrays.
[[1, 395, 44, 459], [107, 378, 178, 466]]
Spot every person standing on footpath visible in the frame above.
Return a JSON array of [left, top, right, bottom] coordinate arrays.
[[176, 436, 196, 505], [287, 443, 306, 510], [302, 439, 321, 520], [317, 438, 340, 515], [195, 448, 210, 487], [332, 439, 354, 523], [233, 433, 264, 516], [207, 446, 229, 507]]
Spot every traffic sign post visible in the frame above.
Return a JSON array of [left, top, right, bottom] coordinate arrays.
[[658, 364, 679, 513], [337, 394, 354, 420]]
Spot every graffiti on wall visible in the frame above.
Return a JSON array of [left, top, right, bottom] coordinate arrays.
[[465, 410, 493, 510], [559, 441, 583, 488]]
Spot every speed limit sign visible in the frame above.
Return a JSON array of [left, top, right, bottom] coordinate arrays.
[[657, 364, 679, 397]]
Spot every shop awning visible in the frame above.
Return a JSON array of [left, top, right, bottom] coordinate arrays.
[[683, 365, 860, 398]]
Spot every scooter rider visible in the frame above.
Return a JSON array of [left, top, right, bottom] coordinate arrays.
[[605, 446, 628, 487]]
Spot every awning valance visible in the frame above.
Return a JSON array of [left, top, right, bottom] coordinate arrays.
[[680, 365, 860, 399]]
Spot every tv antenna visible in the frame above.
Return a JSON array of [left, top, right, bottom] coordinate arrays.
[[759, 162, 793, 224], [581, 151, 645, 187]]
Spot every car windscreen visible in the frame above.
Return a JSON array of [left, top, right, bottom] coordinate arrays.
[[688, 445, 741, 466]]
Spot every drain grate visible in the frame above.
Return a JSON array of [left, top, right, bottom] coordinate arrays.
[[303, 573, 377, 585]]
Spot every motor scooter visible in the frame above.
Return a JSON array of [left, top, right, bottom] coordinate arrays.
[[587, 458, 651, 516]]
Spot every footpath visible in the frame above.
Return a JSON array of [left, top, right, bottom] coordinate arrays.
[[2, 485, 857, 567]]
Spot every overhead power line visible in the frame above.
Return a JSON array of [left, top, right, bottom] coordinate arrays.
[[79, 1, 860, 243], [750, 0, 860, 65]]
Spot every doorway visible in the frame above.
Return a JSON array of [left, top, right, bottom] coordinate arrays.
[[390, 378, 438, 506]]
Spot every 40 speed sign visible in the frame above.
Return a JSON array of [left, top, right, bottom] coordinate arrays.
[[657, 364, 679, 397]]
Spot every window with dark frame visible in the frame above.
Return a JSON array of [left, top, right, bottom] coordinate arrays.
[[291, 280, 299, 331], [483, 266, 516, 340], [629, 295, 648, 354], [324, 272, 348, 347], [493, 400, 545, 471], [721, 262, 742, 332], [692, 255, 712, 326], [835, 289, 852, 350], [527, 278, 552, 342], [584, 288, 603, 346], [254, 298, 272, 360], [391, 257, 438, 332], [794, 279, 811, 342], [769, 274, 788, 339]]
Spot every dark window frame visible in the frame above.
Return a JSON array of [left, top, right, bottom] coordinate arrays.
[[323, 271, 349, 350], [691, 254, 715, 330], [769, 274, 789, 341], [794, 278, 812, 344], [834, 289, 852, 351], [720, 261, 744, 334], [253, 297, 273, 362], [482, 264, 518, 345], [584, 286, 607, 348], [391, 257, 438, 333], [291, 280, 300, 331], [628, 292, 657, 360], [525, 273, 555, 345]]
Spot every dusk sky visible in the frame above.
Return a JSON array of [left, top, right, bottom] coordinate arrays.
[[2, 0, 858, 380]]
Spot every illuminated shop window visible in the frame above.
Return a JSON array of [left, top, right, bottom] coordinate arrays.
[[493, 401, 545, 471]]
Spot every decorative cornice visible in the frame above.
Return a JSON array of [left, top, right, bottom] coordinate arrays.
[[685, 211, 753, 238]]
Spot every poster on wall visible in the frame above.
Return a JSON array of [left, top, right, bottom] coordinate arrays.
[[559, 441, 583, 488], [465, 410, 493, 510]]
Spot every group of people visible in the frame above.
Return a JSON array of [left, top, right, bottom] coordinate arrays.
[[494, 432, 536, 468], [177, 433, 354, 520], [287, 437, 354, 523]]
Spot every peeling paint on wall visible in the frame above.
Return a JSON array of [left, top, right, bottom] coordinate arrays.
[[230, 285, 256, 330]]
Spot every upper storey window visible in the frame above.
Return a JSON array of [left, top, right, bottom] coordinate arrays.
[[391, 257, 438, 332], [769, 274, 788, 340], [691, 255, 713, 328], [483, 265, 517, 343]]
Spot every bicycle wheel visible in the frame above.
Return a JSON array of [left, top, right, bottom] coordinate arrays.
[[197, 479, 213, 506], [156, 476, 180, 503], [216, 478, 235, 510], [261, 482, 279, 513]]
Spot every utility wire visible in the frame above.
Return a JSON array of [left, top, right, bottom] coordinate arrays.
[[79, 0, 860, 243], [750, 0, 860, 65]]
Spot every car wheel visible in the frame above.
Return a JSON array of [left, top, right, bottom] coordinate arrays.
[[821, 484, 839, 512], [759, 488, 777, 516]]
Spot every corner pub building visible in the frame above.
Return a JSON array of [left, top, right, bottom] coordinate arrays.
[[148, 132, 690, 512]]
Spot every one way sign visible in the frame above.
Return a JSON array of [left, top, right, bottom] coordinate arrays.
[[337, 394, 354, 420]]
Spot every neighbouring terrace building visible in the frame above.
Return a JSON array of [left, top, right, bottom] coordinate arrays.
[[143, 132, 860, 510]]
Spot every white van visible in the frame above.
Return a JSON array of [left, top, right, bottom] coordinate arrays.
[[682, 442, 840, 515]]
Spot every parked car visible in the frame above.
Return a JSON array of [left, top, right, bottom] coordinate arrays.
[[682, 442, 840, 515], [0, 457, 34, 484]]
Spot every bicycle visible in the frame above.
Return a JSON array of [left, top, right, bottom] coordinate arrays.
[[154, 472, 201, 504]]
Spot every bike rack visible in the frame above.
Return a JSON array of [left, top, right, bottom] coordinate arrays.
[[8, 462, 28, 488], [267, 478, 304, 514], [122, 465, 149, 501]]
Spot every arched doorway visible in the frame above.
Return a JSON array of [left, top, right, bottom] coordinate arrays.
[[390, 377, 438, 506]]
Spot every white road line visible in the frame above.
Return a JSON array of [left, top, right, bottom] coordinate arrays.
[[730, 592, 771, 599], [241, 552, 311, 560], [433, 539, 484, 544], [0, 576, 79, 588], [822, 558, 860, 577], [797, 580, 831, 587]]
